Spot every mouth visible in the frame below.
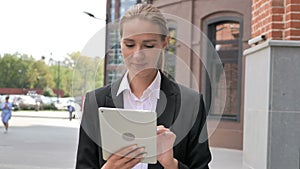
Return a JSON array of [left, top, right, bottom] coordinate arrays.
[[131, 63, 147, 70]]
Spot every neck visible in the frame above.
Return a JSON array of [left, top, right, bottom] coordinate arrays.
[[128, 69, 158, 98]]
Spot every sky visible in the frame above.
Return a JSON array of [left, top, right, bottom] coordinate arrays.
[[0, 0, 106, 61]]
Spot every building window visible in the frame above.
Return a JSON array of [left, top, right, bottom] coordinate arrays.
[[120, 0, 136, 17], [205, 17, 242, 121], [108, 43, 123, 65], [107, 70, 123, 84], [163, 23, 177, 78], [110, 0, 115, 22]]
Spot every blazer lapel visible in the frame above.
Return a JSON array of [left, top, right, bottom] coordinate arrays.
[[105, 78, 124, 108], [156, 72, 179, 129], [156, 90, 177, 128], [151, 72, 179, 168]]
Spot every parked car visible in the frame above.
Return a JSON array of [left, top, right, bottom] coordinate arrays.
[[30, 95, 55, 110], [52, 97, 75, 110], [13, 95, 37, 110]]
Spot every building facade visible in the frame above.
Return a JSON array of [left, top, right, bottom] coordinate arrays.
[[151, 0, 252, 150], [105, 0, 252, 149], [104, 2, 300, 165]]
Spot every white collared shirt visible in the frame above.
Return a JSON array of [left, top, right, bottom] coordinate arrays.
[[116, 70, 161, 169]]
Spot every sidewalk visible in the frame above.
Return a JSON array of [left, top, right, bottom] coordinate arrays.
[[10, 111, 247, 169], [12, 110, 80, 119], [209, 147, 247, 169], [0, 110, 79, 169]]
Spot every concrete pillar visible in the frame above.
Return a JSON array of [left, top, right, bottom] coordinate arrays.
[[244, 1, 300, 167], [243, 40, 300, 169]]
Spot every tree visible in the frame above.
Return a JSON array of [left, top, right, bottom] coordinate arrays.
[[27, 60, 54, 89], [43, 87, 55, 97], [0, 51, 104, 97], [48, 56, 75, 97], [69, 52, 105, 97], [0, 53, 34, 88]]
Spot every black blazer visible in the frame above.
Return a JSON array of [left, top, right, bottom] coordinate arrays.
[[76, 72, 211, 169]]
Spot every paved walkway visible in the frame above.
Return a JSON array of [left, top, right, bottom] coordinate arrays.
[[6, 111, 248, 169], [12, 110, 81, 120], [209, 147, 248, 169], [0, 111, 79, 169]]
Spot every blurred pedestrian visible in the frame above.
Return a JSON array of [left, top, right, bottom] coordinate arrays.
[[67, 104, 75, 121], [1, 96, 12, 133]]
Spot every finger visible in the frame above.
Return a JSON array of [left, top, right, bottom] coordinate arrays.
[[157, 131, 176, 154], [157, 125, 167, 131], [107, 146, 144, 168], [117, 148, 145, 168], [122, 147, 145, 159], [157, 125, 165, 128], [157, 126, 169, 135], [109, 144, 138, 160], [161, 131, 176, 140], [123, 157, 143, 169]]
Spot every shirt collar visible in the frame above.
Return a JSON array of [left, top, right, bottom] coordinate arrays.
[[117, 71, 131, 96], [116, 70, 161, 99]]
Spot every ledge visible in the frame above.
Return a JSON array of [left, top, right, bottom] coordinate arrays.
[[243, 40, 300, 56]]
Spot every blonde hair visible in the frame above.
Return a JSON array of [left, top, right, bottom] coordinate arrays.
[[120, 3, 168, 41]]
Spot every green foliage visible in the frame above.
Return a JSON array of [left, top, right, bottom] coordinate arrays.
[[0, 52, 105, 97], [70, 52, 105, 97], [27, 60, 54, 89], [0, 53, 35, 88], [43, 87, 55, 97]]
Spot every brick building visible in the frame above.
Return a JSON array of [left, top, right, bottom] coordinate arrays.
[[252, 0, 300, 40]]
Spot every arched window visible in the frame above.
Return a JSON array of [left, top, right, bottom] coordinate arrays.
[[205, 16, 242, 121]]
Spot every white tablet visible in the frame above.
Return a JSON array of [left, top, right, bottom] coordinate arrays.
[[98, 107, 157, 164]]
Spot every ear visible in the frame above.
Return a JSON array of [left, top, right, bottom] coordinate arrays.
[[162, 36, 169, 49]]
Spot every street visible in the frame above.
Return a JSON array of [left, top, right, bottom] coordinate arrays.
[[0, 111, 79, 169]]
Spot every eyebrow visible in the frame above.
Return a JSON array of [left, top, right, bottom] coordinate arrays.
[[123, 39, 158, 43]]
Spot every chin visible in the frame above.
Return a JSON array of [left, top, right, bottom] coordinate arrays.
[[130, 68, 157, 79]]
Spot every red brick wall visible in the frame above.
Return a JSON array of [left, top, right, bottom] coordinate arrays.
[[252, 0, 300, 40], [0, 88, 28, 95]]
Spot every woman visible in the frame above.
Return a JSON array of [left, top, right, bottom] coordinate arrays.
[[76, 3, 211, 169], [1, 96, 12, 133]]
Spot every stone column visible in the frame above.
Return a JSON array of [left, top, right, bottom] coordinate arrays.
[[243, 40, 300, 169], [243, 0, 300, 168]]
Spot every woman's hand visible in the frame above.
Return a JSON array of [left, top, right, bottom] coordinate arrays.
[[157, 125, 178, 169], [101, 144, 145, 169]]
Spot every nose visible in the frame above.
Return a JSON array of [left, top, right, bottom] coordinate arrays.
[[132, 44, 145, 60]]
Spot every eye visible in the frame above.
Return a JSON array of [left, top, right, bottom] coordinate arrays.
[[125, 43, 135, 48], [144, 44, 155, 48]]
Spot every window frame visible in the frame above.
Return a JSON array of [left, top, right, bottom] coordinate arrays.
[[204, 16, 243, 122]]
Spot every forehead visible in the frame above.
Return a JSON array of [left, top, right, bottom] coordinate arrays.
[[122, 18, 162, 39]]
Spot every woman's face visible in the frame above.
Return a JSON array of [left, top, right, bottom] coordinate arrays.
[[121, 18, 168, 79]]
